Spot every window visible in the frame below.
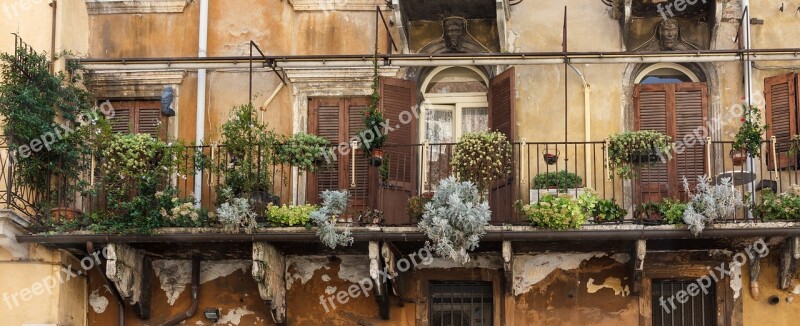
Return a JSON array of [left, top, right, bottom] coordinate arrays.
[[634, 80, 707, 202], [764, 73, 800, 170], [106, 100, 166, 139], [307, 98, 370, 213], [429, 282, 493, 326], [651, 279, 716, 326]]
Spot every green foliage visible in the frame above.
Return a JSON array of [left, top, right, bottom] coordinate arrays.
[[635, 202, 664, 224], [217, 104, 276, 197], [518, 194, 587, 230], [608, 130, 672, 179], [660, 199, 687, 225], [406, 192, 434, 220], [451, 131, 513, 193], [753, 186, 800, 221], [418, 177, 490, 264], [267, 204, 317, 226], [576, 190, 626, 223], [379, 153, 390, 184], [356, 209, 384, 225], [0, 46, 94, 207], [274, 132, 330, 173], [732, 103, 768, 158], [532, 171, 583, 192], [358, 44, 386, 156], [310, 190, 353, 249]]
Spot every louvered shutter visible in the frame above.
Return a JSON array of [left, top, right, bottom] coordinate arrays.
[[307, 99, 341, 204], [109, 101, 134, 133], [634, 84, 671, 203], [674, 83, 708, 200], [634, 83, 708, 202], [488, 67, 516, 223], [378, 77, 418, 225], [765, 73, 798, 170], [136, 101, 163, 138], [347, 99, 370, 213]]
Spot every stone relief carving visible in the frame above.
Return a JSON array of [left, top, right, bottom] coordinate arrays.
[[436, 16, 491, 53], [633, 18, 700, 51]]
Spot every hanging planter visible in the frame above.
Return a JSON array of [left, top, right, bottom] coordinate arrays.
[[730, 149, 747, 166], [370, 148, 384, 167], [542, 148, 560, 165], [607, 130, 672, 179], [630, 147, 661, 164]]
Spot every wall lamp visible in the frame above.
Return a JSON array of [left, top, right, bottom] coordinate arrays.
[[204, 308, 221, 322]]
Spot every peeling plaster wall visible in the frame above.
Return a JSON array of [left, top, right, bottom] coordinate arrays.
[[742, 251, 800, 326], [510, 252, 638, 325]]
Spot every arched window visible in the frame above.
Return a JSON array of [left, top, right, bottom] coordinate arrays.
[[635, 63, 701, 84], [420, 66, 490, 145]]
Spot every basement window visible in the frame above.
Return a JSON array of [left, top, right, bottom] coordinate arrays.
[[651, 279, 716, 326], [429, 282, 493, 326]]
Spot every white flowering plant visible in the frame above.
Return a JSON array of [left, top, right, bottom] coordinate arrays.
[[418, 177, 491, 264], [451, 132, 513, 194]]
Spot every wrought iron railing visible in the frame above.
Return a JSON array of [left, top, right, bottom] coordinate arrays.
[[2, 139, 800, 227]]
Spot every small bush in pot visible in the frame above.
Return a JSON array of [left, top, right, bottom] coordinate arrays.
[[591, 199, 627, 223], [267, 204, 318, 227], [451, 131, 513, 194], [418, 177, 490, 265], [682, 176, 744, 236], [518, 194, 586, 230], [406, 192, 434, 220], [752, 185, 800, 221], [608, 130, 672, 179], [274, 132, 331, 173], [732, 102, 768, 158], [660, 199, 687, 225], [532, 171, 583, 192], [635, 202, 663, 225], [310, 190, 353, 249]]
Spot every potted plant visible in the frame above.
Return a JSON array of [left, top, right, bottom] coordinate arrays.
[[406, 192, 434, 220], [530, 170, 584, 203], [542, 148, 559, 165], [660, 199, 687, 225], [451, 131, 513, 196], [732, 102, 768, 160], [635, 202, 663, 225], [274, 132, 331, 173], [266, 204, 317, 227], [608, 130, 672, 179], [359, 44, 387, 166], [357, 209, 384, 225], [418, 177, 490, 264], [517, 193, 587, 230], [753, 186, 800, 221]]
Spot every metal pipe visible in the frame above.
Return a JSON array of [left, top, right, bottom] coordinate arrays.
[[159, 257, 200, 326], [70, 48, 800, 71], [20, 227, 800, 244], [86, 242, 125, 326], [194, 0, 209, 205], [49, 0, 57, 73]]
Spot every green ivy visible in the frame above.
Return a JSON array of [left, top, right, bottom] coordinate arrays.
[[608, 130, 672, 179]]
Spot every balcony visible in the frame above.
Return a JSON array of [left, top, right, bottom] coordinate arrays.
[[4, 138, 800, 236]]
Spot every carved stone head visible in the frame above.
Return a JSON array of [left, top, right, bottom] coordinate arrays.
[[443, 17, 467, 52], [657, 19, 681, 51]]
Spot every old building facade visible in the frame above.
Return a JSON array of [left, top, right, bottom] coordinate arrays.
[[2, 0, 800, 325]]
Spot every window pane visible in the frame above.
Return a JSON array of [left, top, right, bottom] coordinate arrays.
[[426, 109, 454, 144], [425, 109, 454, 191], [462, 107, 488, 134]]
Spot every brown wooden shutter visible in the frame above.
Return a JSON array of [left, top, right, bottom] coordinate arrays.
[[109, 101, 134, 133], [489, 67, 515, 141], [378, 77, 418, 225], [634, 84, 671, 203], [307, 98, 341, 204], [674, 83, 708, 200], [347, 99, 370, 213], [136, 101, 163, 139], [634, 83, 708, 202], [487, 67, 516, 223], [765, 73, 798, 170]]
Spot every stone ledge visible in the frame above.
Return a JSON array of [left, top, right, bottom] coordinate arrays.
[[0, 210, 30, 259], [288, 0, 388, 11], [86, 0, 190, 15]]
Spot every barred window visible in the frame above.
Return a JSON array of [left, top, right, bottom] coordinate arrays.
[[429, 282, 493, 326], [652, 279, 716, 326]]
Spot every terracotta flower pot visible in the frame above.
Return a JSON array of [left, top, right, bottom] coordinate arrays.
[[370, 148, 384, 167], [730, 149, 747, 166], [51, 207, 81, 222]]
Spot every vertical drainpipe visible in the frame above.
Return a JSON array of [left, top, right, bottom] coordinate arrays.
[[194, 0, 209, 205], [568, 64, 592, 188], [742, 0, 754, 219]]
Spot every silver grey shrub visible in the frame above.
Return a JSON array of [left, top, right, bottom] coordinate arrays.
[[216, 188, 258, 234], [418, 177, 491, 264], [682, 176, 743, 236], [310, 190, 354, 249]]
